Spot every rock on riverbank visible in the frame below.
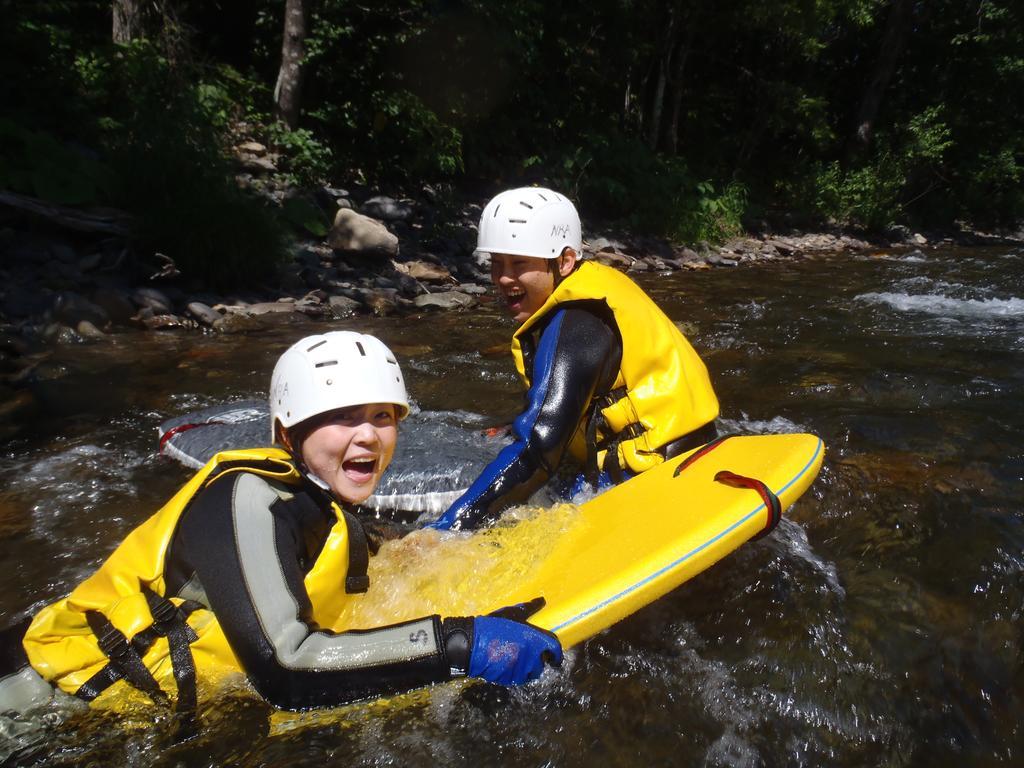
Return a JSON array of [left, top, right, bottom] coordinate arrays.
[[3, 161, 1020, 417]]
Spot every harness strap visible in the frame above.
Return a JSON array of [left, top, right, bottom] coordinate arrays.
[[77, 594, 202, 708], [713, 470, 783, 539], [599, 422, 646, 485], [339, 508, 370, 593], [83, 610, 168, 706], [144, 591, 200, 715]]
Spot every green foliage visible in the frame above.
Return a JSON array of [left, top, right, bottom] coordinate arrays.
[[281, 196, 329, 237], [2, 0, 1023, 285], [812, 157, 906, 230], [0, 120, 115, 205], [96, 43, 287, 288], [266, 123, 334, 186], [539, 131, 746, 243]]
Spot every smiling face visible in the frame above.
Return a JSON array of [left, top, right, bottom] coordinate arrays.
[[490, 249, 578, 325], [291, 402, 398, 504]]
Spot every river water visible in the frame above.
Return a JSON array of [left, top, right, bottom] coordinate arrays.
[[0, 245, 1021, 766]]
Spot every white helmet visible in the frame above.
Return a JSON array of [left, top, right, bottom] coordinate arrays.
[[475, 187, 582, 260], [269, 331, 409, 442]]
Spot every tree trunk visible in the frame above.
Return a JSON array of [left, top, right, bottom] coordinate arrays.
[[665, 17, 696, 156], [853, 0, 912, 149], [112, 0, 143, 43], [647, 60, 668, 151], [274, 0, 308, 129]]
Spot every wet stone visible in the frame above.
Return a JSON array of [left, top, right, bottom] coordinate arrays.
[[132, 287, 174, 314], [247, 302, 298, 316], [398, 260, 452, 283], [142, 314, 188, 330], [365, 291, 399, 316], [53, 292, 109, 328], [75, 320, 106, 340], [328, 295, 362, 318], [413, 291, 477, 311], [92, 287, 136, 324], [213, 313, 264, 334], [187, 301, 222, 327], [361, 196, 413, 222]]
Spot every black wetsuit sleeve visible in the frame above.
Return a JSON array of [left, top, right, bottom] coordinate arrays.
[[176, 474, 452, 710], [433, 305, 621, 530]]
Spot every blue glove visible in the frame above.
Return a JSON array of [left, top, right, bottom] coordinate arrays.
[[468, 616, 563, 686], [442, 598, 563, 686]]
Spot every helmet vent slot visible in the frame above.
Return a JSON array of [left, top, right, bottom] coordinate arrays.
[[509, 218, 527, 224], [307, 340, 327, 351], [315, 360, 337, 368], [537, 192, 548, 201], [355, 341, 366, 356], [492, 204, 501, 217], [519, 201, 534, 209]]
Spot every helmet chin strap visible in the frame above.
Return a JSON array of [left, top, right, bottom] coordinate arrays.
[[550, 248, 579, 288], [550, 258, 563, 288], [279, 425, 334, 494]]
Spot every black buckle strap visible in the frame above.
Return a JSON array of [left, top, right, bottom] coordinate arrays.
[[143, 591, 200, 716], [83, 610, 168, 706], [339, 508, 370, 593], [77, 592, 202, 712]]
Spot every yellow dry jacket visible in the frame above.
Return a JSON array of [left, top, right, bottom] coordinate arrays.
[[21, 448, 361, 709], [511, 261, 719, 475]]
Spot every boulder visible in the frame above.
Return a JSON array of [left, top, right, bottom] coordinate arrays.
[[239, 154, 277, 173], [361, 196, 413, 222], [236, 141, 267, 156], [75, 320, 106, 340], [132, 287, 174, 314], [593, 251, 633, 269], [365, 290, 399, 316], [396, 260, 453, 283], [141, 314, 188, 330], [53, 292, 109, 328], [328, 295, 362, 318], [246, 302, 299, 316], [413, 291, 477, 311], [92, 287, 137, 324], [328, 209, 399, 257], [187, 301, 222, 327], [213, 313, 264, 334]]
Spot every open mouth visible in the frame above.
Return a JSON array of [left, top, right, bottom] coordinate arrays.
[[342, 457, 377, 483], [505, 287, 525, 310]]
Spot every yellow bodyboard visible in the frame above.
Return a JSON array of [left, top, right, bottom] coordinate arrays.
[[331, 433, 824, 648]]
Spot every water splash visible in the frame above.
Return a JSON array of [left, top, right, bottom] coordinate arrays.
[[855, 291, 1024, 319], [330, 504, 581, 629]]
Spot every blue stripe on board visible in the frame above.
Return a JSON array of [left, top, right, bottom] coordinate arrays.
[[552, 437, 824, 634]]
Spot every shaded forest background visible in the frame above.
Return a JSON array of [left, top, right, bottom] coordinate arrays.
[[2, 0, 1022, 286]]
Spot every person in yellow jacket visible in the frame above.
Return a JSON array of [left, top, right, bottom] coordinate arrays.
[[0, 332, 561, 716], [431, 188, 719, 531]]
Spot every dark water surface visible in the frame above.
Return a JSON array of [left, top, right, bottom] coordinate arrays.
[[1, 246, 1022, 766]]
